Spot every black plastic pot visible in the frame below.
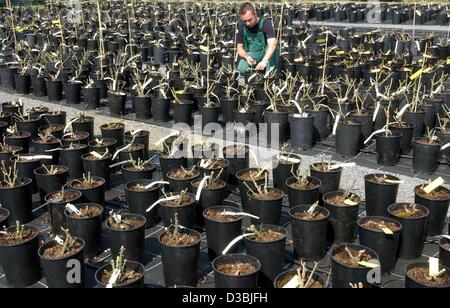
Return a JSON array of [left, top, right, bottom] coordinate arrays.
[[375, 132, 402, 166], [0, 178, 33, 225], [132, 96, 151, 120], [45, 189, 82, 236], [46, 80, 63, 101], [65, 203, 103, 259], [160, 192, 196, 230], [191, 179, 226, 226], [1, 102, 22, 118], [221, 99, 238, 123], [62, 131, 90, 147], [118, 144, 145, 163], [100, 123, 125, 147], [414, 185, 450, 236], [151, 97, 171, 122], [403, 110, 425, 138], [122, 163, 155, 184], [222, 145, 250, 185], [412, 138, 442, 174], [199, 104, 220, 128], [125, 130, 150, 159], [173, 100, 193, 124], [290, 205, 329, 261], [364, 174, 400, 217], [72, 117, 94, 141], [59, 144, 88, 180], [95, 261, 145, 288], [264, 111, 289, 146], [309, 109, 331, 142], [159, 228, 201, 287], [335, 120, 362, 156], [14, 73, 31, 95], [0, 207, 9, 226], [289, 114, 314, 149], [159, 154, 188, 182], [81, 153, 112, 189], [0, 112, 12, 127], [38, 238, 85, 288], [203, 206, 243, 260], [248, 188, 284, 225], [88, 138, 118, 156], [11, 156, 40, 193], [125, 180, 161, 228], [405, 262, 450, 288], [106, 213, 146, 264], [4, 132, 31, 154], [34, 165, 69, 203], [236, 168, 267, 213], [195, 158, 229, 182], [274, 269, 326, 288], [31, 76, 47, 97], [388, 203, 429, 259], [323, 190, 361, 244], [331, 243, 380, 288], [16, 118, 41, 141], [244, 225, 287, 287], [65, 82, 82, 104], [108, 92, 127, 116], [287, 176, 321, 209], [0, 66, 16, 90], [272, 153, 302, 194], [0, 225, 41, 287], [389, 123, 415, 155], [358, 216, 402, 274], [68, 176, 106, 206], [349, 112, 373, 144], [310, 163, 342, 202], [167, 168, 200, 192], [82, 86, 101, 110], [439, 238, 450, 270], [213, 254, 261, 288]]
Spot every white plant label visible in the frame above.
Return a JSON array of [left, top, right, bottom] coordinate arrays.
[[222, 233, 253, 255], [396, 103, 411, 120], [20, 155, 53, 160], [131, 129, 143, 136], [373, 102, 381, 122], [112, 144, 132, 160], [332, 115, 341, 136], [277, 155, 301, 164], [249, 149, 260, 168], [358, 261, 380, 269], [65, 203, 81, 215], [364, 128, 387, 145], [423, 177, 444, 194], [329, 162, 356, 170], [282, 275, 300, 288], [381, 227, 394, 235], [384, 179, 403, 184], [146, 196, 179, 213], [441, 143, 450, 151], [55, 236, 64, 245], [429, 257, 440, 277], [109, 160, 132, 169], [195, 176, 210, 201], [221, 212, 259, 220], [113, 214, 121, 224], [64, 118, 78, 133], [344, 199, 358, 206], [90, 151, 104, 159], [307, 202, 319, 215], [144, 181, 169, 190], [106, 268, 121, 288]]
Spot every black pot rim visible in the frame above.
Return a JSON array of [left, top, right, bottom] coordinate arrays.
[[287, 176, 322, 191], [95, 261, 145, 288], [273, 152, 302, 165], [357, 216, 403, 233], [0, 225, 39, 247], [100, 123, 125, 131], [44, 189, 82, 204], [124, 130, 149, 138], [310, 162, 342, 173], [161, 192, 196, 209], [71, 116, 94, 123], [412, 137, 443, 146], [122, 162, 156, 173], [323, 190, 361, 207], [191, 178, 226, 190], [387, 203, 429, 220], [289, 204, 330, 222], [167, 169, 200, 181], [196, 158, 230, 170], [105, 213, 147, 232], [64, 203, 104, 220], [389, 122, 415, 129], [88, 138, 118, 147], [69, 177, 106, 190], [0, 177, 32, 190], [203, 205, 244, 223], [125, 180, 161, 192], [212, 253, 261, 277], [331, 243, 379, 269], [247, 187, 285, 201], [405, 262, 450, 288], [414, 185, 450, 201], [43, 111, 66, 117], [274, 269, 325, 288], [364, 173, 401, 186], [158, 227, 202, 248], [34, 165, 69, 176], [243, 224, 287, 244], [375, 131, 402, 139], [4, 131, 31, 139], [236, 168, 268, 182], [38, 238, 85, 261], [81, 152, 112, 161]]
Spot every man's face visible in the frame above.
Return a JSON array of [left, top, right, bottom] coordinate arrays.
[[240, 10, 257, 28]]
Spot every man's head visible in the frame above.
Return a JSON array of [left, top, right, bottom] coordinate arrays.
[[240, 2, 258, 28]]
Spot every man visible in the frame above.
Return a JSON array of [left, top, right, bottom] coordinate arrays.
[[236, 2, 279, 76]]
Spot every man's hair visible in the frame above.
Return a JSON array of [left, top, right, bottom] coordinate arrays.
[[240, 2, 255, 15]]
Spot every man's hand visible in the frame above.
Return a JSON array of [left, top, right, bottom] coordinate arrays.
[[246, 55, 256, 66], [256, 60, 268, 72]]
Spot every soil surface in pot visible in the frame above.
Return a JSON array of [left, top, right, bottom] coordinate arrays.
[[238, 169, 267, 181], [407, 266, 450, 287], [192, 179, 225, 189], [415, 186, 450, 201], [84, 153, 109, 160], [161, 194, 194, 207], [48, 190, 79, 203], [124, 164, 154, 172], [168, 169, 199, 180], [72, 178, 104, 190], [289, 180, 319, 190], [0, 178, 29, 189], [277, 273, 324, 288], [34, 137, 59, 144], [311, 163, 338, 172], [101, 123, 124, 130], [294, 210, 327, 221], [251, 189, 283, 200], [415, 139, 441, 146], [248, 229, 284, 242], [204, 209, 240, 222], [442, 243, 450, 251], [391, 204, 427, 219], [15, 156, 40, 162], [64, 133, 87, 142], [38, 166, 66, 175], [0, 228, 38, 246], [361, 219, 401, 232], [108, 217, 145, 231], [100, 267, 143, 285], [122, 144, 143, 152], [160, 231, 199, 247], [332, 247, 374, 267], [6, 132, 29, 138], [326, 193, 359, 207], [91, 140, 115, 147], [216, 262, 257, 276], [69, 206, 102, 219], [199, 159, 228, 169], [366, 174, 399, 184], [42, 241, 83, 259]]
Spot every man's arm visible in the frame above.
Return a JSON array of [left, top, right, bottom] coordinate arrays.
[[237, 43, 256, 66], [256, 38, 277, 71]]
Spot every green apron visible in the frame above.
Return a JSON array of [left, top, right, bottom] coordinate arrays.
[[238, 17, 279, 76]]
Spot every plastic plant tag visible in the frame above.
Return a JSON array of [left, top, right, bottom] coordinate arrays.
[[131, 129, 143, 136], [423, 177, 444, 194], [381, 227, 394, 235], [429, 257, 440, 277], [222, 233, 253, 255], [332, 115, 341, 136], [396, 103, 411, 120], [372, 102, 381, 122], [155, 132, 178, 146], [109, 160, 132, 168], [195, 176, 210, 201], [113, 214, 121, 223], [146, 196, 179, 213], [144, 181, 169, 190], [55, 236, 64, 245], [329, 162, 356, 170], [20, 155, 53, 160], [112, 144, 132, 160], [344, 199, 358, 206], [384, 179, 404, 184], [441, 143, 450, 151], [64, 117, 78, 133], [106, 268, 121, 289], [282, 275, 300, 288], [277, 155, 301, 164], [358, 261, 380, 269], [221, 212, 259, 220], [90, 151, 103, 159], [364, 128, 387, 145], [65, 203, 81, 215]]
